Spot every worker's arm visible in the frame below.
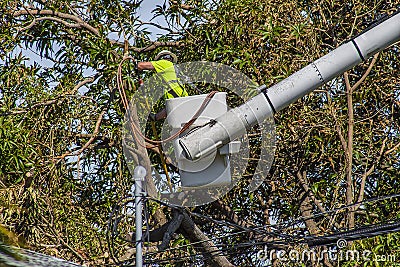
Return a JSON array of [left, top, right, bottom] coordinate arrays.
[[137, 62, 155, 71]]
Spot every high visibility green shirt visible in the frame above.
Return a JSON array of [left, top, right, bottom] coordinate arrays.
[[150, 60, 189, 99]]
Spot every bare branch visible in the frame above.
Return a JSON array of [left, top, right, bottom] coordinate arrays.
[[1, 94, 96, 116], [74, 110, 105, 153], [296, 171, 341, 229], [13, 8, 185, 53], [211, 200, 255, 229], [180, 211, 235, 267], [136, 19, 179, 34], [384, 140, 400, 155], [14, 9, 100, 35], [70, 76, 96, 94], [158, 209, 184, 251], [169, 0, 194, 10], [128, 41, 184, 53], [344, 70, 355, 228], [40, 215, 85, 262], [351, 53, 379, 91], [355, 137, 387, 207], [146, 143, 174, 165], [57, 109, 106, 159], [298, 190, 320, 235], [342, 53, 380, 227], [127, 104, 167, 225], [18, 16, 87, 32]]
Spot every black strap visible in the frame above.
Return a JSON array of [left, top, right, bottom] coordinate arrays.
[[166, 80, 186, 97], [158, 69, 186, 98], [167, 88, 180, 98], [262, 89, 276, 114], [166, 79, 179, 84], [351, 39, 365, 61]]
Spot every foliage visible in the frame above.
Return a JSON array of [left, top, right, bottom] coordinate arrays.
[[174, 0, 400, 266], [0, 0, 156, 265]]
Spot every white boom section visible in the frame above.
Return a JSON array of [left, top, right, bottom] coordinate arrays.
[[179, 12, 400, 161]]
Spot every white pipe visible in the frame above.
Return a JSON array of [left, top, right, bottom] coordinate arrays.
[[134, 166, 146, 267], [179, 11, 400, 161]]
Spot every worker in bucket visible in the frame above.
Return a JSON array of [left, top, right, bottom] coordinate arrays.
[[137, 50, 189, 121]]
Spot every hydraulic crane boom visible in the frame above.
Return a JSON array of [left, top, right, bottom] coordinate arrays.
[[179, 11, 400, 161]]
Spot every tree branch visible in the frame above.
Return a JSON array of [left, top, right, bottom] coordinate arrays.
[[57, 109, 105, 159], [40, 215, 85, 262], [298, 190, 320, 235], [70, 76, 96, 94], [180, 211, 235, 267], [211, 200, 255, 229], [1, 94, 96, 116], [126, 104, 167, 225], [344, 71, 355, 228], [158, 209, 184, 251], [384, 141, 400, 155], [343, 53, 379, 228], [351, 53, 379, 91], [355, 137, 387, 207], [169, 0, 194, 10], [136, 19, 179, 34], [14, 8, 184, 53], [14, 9, 100, 36], [296, 171, 341, 229], [126, 41, 184, 53]]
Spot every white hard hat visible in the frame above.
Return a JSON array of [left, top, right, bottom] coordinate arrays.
[[155, 50, 178, 63]]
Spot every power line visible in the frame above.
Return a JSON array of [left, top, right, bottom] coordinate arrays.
[[282, 192, 400, 229], [306, 219, 400, 247], [109, 192, 400, 265], [144, 218, 400, 265], [144, 240, 287, 265], [147, 192, 400, 240]]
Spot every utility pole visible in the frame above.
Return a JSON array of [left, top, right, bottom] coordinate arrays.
[[134, 166, 146, 267]]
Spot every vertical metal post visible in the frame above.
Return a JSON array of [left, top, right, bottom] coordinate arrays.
[[134, 166, 146, 267]]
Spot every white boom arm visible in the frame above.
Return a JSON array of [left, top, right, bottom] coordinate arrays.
[[179, 12, 400, 161]]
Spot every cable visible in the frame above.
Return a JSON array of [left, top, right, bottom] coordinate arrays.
[[143, 198, 151, 244], [143, 227, 252, 258], [148, 192, 400, 240], [144, 240, 287, 265], [144, 217, 400, 266], [110, 193, 400, 265], [139, 193, 400, 261], [306, 219, 400, 247], [106, 194, 148, 265], [187, 209, 297, 241], [143, 198, 300, 261], [282, 192, 400, 229]]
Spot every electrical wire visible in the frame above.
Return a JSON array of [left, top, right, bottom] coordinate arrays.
[[106, 194, 148, 265], [108, 182, 400, 265], [147, 192, 400, 240], [306, 219, 400, 247], [143, 218, 400, 266], [134, 193, 400, 265], [143, 197, 151, 244], [281, 192, 400, 229], [144, 240, 289, 265], [109, 157, 399, 262]]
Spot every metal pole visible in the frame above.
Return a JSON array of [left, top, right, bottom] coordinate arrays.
[[134, 166, 146, 267]]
